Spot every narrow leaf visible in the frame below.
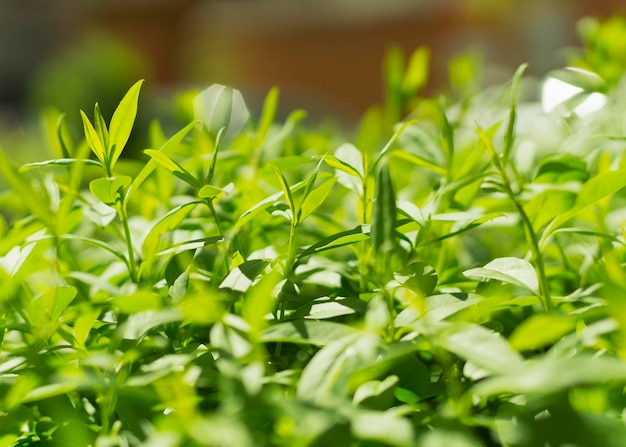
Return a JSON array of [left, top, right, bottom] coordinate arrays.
[[256, 86, 279, 146], [94, 102, 109, 150], [371, 162, 397, 260], [141, 201, 202, 262], [272, 166, 297, 219], [19, 158, 103, 172], [108, 79, 144, 168], [503, 63, 527, 163], [80, 110, 106, 165], [401, 46, 429, 98], [127, 120, 199, 201], [299, 177, 336, 222], [144, 149, 200, 188], [543, 169, 626, 242]]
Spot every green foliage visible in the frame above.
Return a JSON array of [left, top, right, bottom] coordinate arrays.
[[4, 16, 626, 447]]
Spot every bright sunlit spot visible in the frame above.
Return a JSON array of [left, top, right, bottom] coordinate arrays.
[[542, 74, 607, 117]]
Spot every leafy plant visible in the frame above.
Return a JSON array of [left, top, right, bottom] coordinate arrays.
[[3, 16, 626, 447]]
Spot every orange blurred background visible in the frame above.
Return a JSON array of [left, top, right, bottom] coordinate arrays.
[[1, 0, 625, 124]]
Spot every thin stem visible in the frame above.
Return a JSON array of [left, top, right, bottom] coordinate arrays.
[[501, 179, 553, 312], [206, 199, 230, 276], [118, 203, 138, 283]]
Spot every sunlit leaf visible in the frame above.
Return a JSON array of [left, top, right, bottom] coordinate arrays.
[[108, 79, 144, 168], [144, 149, 200, 188], [141, 201, 202, 262], [255, 86, 279, 146], [19, 158, 103, 172], [89, 176, 131, 205], [80, 110, 105, 165], [509, 314, 577, 351]]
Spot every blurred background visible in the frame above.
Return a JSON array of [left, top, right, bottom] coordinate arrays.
[[0, 0, 625, 134]]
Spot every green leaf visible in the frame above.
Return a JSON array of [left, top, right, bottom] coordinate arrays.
[[464, 257, 539, 295], [298, 225, 370, 259], [219, 259, 268, 293], [299, 177, 336, 222], [19, 158, 103, 172], [141, 201, 202, 263], [205, 126, 226, 185], [144, 149, 200, 188], [401, 46, 429, 98], [371, 162, 397, 261], [127, 120, 199, 201], [272, 166, 297, 220], [290, 296, 367, 320], [156, 236, 223, 256], [113, 290, 162, 314], [297, 332, 381, 404], [433, 322, 524, 375], [473, 355, 626, 397], [509, 314, 577, 351], [395, 293, 484, 326], [419, 430, 482, 447], [383, 45, 405, 124], [325, 143, 364, 178], [198, 184, 224, 199], [108, 79, 144, 168], [121, 309, 183, 340], [89, 176, 131, 205], [370, 120, 417, 173], [0, 150, 51, 224], [534, 154, 589, 184], [242, 271, 282, 337], [503, 63, 527, 163], [80, 110, 106, 165], [22, 382, 78, 404], [94, 102, 109, 151], [438, 97, 454, 168], [56, 112, 74, 158], [261, 320, 359, 346], [543, 169, 626, 241], [255, 86, 279, 146], [349, 408, 417, 447], [391, 149, 446, 176], [523, 189, 576, 232], [27, 233, 128, 264]]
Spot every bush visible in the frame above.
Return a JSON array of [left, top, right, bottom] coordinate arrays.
[[2, 16, 626, 447]]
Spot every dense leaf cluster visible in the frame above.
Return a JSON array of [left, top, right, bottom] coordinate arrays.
[[2, 17, 626, 447]]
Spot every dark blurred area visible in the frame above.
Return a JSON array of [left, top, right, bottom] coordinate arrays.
[[1, 0, 625, 129]]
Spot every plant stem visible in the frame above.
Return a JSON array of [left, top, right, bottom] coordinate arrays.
[[502, 181, 553, 312], [206, 199, 230, 275], [118, 203, 138, 283]]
